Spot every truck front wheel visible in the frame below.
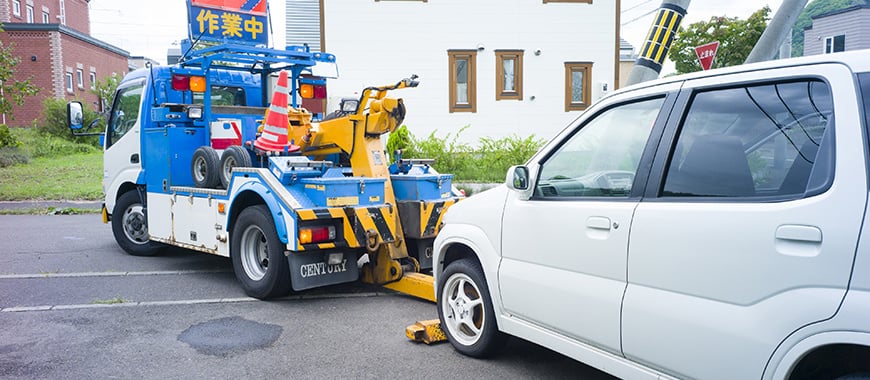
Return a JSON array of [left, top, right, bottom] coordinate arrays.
[[112, 190, 162, 256], [231, 205, 291, 299]]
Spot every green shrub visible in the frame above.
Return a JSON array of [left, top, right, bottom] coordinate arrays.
[[400, 125, 545, 182], [10, 127, 99, 158], [0, 146, 29, 167], [386, 125, 413, 163], [37, 97, 102, 147], [0, 124, 21, 148]]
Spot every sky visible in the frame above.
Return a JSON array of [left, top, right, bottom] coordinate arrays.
[[89, 0, 784, 69]]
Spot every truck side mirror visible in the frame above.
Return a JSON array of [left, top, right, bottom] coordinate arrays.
[[67, 101, 84, 130], [506, 165, 530, 191]]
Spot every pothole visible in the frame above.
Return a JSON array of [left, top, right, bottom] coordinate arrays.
[[178, 316, 282, 357]]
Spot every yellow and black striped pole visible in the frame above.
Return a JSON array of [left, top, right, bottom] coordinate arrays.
[[625, 0, 690, 86]]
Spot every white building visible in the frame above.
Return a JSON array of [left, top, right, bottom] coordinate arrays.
[[286, 0, 620, 143]]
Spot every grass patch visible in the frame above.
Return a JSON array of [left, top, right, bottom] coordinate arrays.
[[91, 297, 128, 305], [0, 151, 103, 200], [0, 207, 100, 215]]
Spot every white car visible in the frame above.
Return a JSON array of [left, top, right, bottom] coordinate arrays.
[[433, 50, 870, 380]]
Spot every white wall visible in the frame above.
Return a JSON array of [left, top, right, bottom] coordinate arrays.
[[320, 0, 617, 144]]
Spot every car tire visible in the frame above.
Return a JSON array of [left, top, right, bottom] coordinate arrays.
[[231, 205, 291, 299], [220, 145, 253, 189], [192, 146, 221, 188], [437, 258, 507, 358], [111, 190, 163, 256]]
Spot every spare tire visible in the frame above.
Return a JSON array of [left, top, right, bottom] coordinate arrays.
[[192, 146, 221, 188], [220, 145, 253, 189]]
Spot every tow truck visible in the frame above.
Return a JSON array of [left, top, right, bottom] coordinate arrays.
[[67, 37, 459, 302]]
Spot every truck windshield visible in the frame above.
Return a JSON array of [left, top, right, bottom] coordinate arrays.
[[106, 80, 144, 148]]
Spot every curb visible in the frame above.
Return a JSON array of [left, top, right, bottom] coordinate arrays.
[[0, 200, 102, 211]]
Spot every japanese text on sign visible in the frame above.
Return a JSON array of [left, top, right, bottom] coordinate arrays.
[[189, 5, 267, 45]]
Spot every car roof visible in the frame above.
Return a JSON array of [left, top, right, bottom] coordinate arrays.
[[615, 48, 870, 97]]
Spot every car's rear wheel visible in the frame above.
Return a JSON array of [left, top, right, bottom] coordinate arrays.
[[231, 205, 291, 299], [437, 258, 507, 357]]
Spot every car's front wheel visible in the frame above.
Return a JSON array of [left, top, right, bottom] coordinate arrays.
[[437, 258, 507, 357], [111, 190, 163, 256]]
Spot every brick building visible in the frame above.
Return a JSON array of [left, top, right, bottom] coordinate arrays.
[[0, 0, 128, 127]]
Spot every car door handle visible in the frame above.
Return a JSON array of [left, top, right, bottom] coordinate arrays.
[[775, 225, 822, 243], [775, 225, 822, 258], [586, 216, 612, 231]]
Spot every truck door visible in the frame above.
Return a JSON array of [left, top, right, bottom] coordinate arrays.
[[499, 84, 676, 354], [103, 78, 146, 210], [623, 64, 867, 379]]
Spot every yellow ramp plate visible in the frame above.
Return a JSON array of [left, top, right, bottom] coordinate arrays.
[[406, 319, 447, 344]]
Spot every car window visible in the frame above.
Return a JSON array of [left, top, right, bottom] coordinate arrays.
[[193, 86, 246, 106], [662, 80, 833, 198], [535, 97, 665, 198], [106, 80, 144, 148]]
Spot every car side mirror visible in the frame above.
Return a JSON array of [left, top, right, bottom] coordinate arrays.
[[506, 165, 530, 191], [67, 101, 84, 130]]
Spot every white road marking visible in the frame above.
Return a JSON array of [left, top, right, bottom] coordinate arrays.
[[0, 293, 389, 313], [0, 269, 231, 279]]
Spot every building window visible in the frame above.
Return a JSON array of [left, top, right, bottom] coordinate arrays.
[[543, 0, 593, 3], [824, 35, 845, 54], [76, 69, 84, 89], [26, 5, 34, 23], [89, 72, 97, 90], [565, 62, 592, 111], [496, 50, 523, 101], [13, 0, 21, 17], [42, 11, 49, 23], [65, 72, 74, 93], [448, 50, 477, 113]]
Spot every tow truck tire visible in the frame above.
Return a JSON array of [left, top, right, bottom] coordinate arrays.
[[219, 145, 252, 189], [231, 205, 291, 299], [192, 146, 220, 188], [437, 258, 507, 358], [112, 190, 162, 257]]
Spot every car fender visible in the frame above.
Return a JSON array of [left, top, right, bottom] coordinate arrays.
[[434, 223, 505, 318]]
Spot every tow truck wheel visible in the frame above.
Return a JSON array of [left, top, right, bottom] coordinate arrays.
[[231, 205, 291, 299], [220, 145, 253, 189], [437, 258, 507, 358], [191, 146, 220, 188], [112, 190, 162, 257]]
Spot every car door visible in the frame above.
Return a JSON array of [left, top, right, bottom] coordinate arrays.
[[623, 64, 867, 379], [499, 84, 678, 354]]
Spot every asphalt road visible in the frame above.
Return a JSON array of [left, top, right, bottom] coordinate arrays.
[[0, 215, 616, 379]]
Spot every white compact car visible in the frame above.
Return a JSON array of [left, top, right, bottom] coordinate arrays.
[[433, 50, 870, 380]]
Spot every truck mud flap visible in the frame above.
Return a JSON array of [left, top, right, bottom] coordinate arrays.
[[288, 251, 359, 291]]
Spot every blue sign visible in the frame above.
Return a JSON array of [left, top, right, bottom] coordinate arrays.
[[188, 5, 268, 46]]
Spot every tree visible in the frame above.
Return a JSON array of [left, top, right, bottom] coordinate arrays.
[[668, 7, 770, 74], [90, 74, 120, 113], [791, 0, 870, 56], [0, 26, 39, 122]]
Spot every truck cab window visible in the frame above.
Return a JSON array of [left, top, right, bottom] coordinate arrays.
[[193, 86, 246, 106], [106, 81, 144, 148]]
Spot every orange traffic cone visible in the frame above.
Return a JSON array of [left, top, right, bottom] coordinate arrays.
[[254, 70, 301, 154]]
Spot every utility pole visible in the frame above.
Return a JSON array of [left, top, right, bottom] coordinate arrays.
[[744, 0, 808, 64], [625, 0, 691, 86]]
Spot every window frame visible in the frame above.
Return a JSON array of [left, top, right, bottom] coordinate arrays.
[[496, 50, 524, 101], [448, 50, 477, 113], [42, 10, 49, 23], [565, 62, 593, 111], [65, 72, 74, 93], [89, 71, 97, 90], [25, 5, 34, 23], [824, 35, 845, 54], [12, 0, 21, 17], [76, 69, 84, 89]]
